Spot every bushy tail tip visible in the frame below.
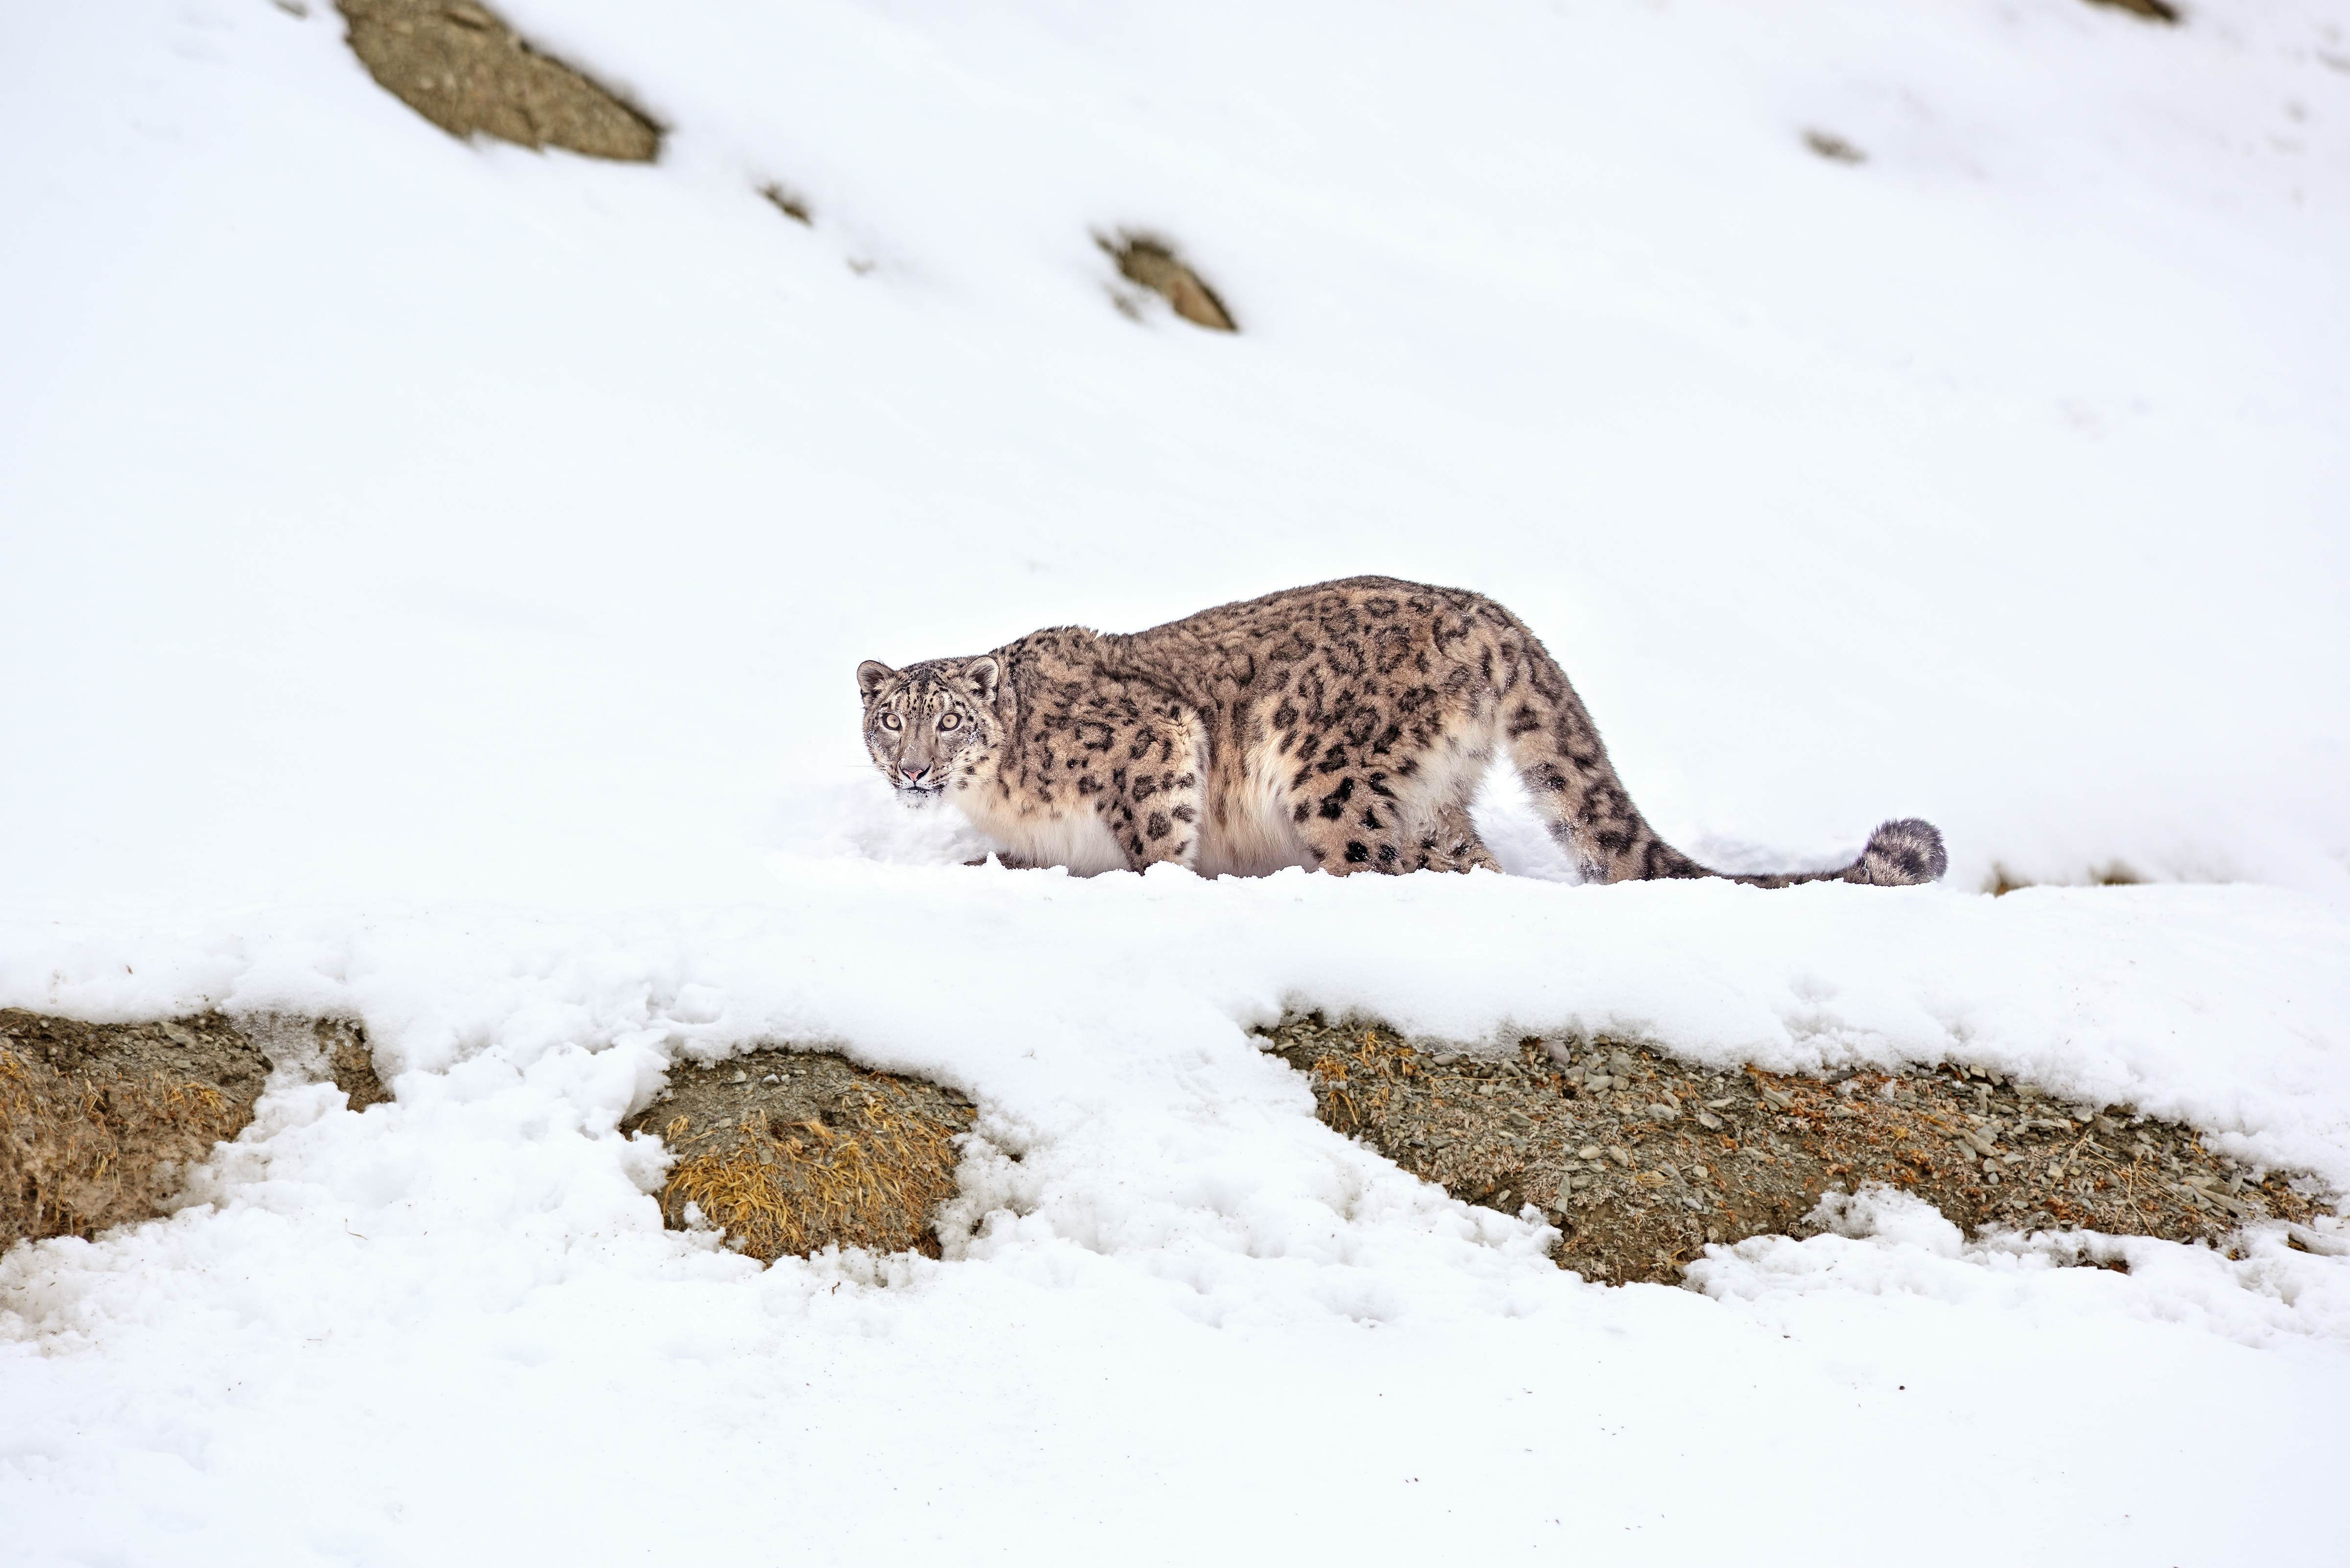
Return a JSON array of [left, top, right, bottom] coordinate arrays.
[[1858, 818, 1948, 886]]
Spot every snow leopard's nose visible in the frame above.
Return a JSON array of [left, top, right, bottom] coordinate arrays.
[[899, 763, 931, 785]]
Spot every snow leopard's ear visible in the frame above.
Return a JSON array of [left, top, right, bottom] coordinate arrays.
[[856, 660, 895, 701], [963, 656, 1002, 704]]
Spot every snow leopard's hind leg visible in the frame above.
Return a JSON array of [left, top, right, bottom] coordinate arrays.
[[1412, 801, 1500, 873], [1279, 762, 1443, 875], [1102, 699, 1209, 871], [1280, 751, 1499, 875]]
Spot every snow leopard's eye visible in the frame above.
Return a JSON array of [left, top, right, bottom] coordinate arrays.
[[939, 712, 961, 731], [880, 713, 902, 731]]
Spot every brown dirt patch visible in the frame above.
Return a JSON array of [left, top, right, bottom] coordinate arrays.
[[1, 1010, 387, 1252], [625, 1049, 975, 1263], [1263, 1016, 2335, 1285], [338, 0, 660, 161], [1101, 234, 1236, 332], [1988, 865, 2142, 895]]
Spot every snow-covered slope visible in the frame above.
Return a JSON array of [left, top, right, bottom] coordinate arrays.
[[3, 1, 2348, 1562], [5, 0, 2348, 908]]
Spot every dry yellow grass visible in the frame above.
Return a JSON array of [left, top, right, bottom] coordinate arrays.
[[2, 1011, 390, 1252], [636, 1054, 973, 1262], [0, 1045, 255, 1247]]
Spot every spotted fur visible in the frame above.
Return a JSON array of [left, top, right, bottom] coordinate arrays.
[[855, 577, 1947, 885]]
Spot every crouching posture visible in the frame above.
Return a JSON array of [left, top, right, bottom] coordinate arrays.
[[854, 576, 1945, 885]]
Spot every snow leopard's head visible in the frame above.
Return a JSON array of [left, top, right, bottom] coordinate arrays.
[[855, 655, 1005, 806]]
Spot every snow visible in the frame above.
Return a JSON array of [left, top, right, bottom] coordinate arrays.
[[3, 0, 2349, 1561]]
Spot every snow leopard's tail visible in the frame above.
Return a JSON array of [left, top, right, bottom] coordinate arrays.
[[1605, 814, 1949, 889], [1495, 622, 1946, 888]]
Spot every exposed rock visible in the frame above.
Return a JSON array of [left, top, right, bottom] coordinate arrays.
[[1, 1010, 386, 1252], [1803, 129, 1865, 164], [1262, 1015, 2335, 1286], [1101, 233, 1237, 331], [338, 0, 660, 161], [759, 184, 814, 225], [325, 1025, 393, 1111], [623, 1048, 975, 1262], [2083, 0, 2180, 22]]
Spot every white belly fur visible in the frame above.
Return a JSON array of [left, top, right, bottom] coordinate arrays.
[[956, 789, 1130, 875], [954, 722, 1490, 878], [1195, 745, 1314, 877]]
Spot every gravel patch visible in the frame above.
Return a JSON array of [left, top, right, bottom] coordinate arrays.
[[1263, 1015, 2336, 1285]]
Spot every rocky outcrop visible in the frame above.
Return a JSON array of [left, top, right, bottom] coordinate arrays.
[[338, 0, 660, 161], [1101, 234, 1237, 331]]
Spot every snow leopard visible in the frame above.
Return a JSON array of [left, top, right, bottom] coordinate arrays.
[[854, 576, 1947, 886]]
